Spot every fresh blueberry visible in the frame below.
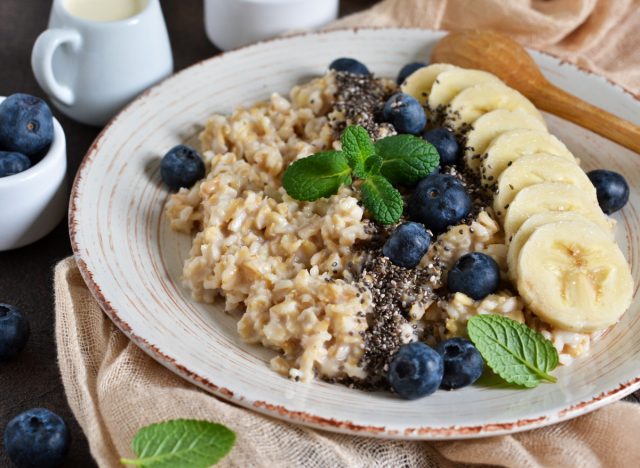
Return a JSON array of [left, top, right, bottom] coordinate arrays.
[[408, 173, 471, 232], [0, 151, 31, 178], [397, 62, 426, 84], [587, 169, 630, 214], [382, 93, 427, 135], [4, 408, 69, 468], [0, 304, 30, 361], [423, 127, 461, 166], [382, 222, 431, 269], [436, 338, 484, 390], [328, 57, 369, 75], [0, 94, 54, 156], [447, 252, 500, 300], [388, 342, 443, 399], [160, 145, 205, 191]]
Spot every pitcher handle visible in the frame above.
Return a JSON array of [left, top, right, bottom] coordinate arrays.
[[31, 29, 82, 106]]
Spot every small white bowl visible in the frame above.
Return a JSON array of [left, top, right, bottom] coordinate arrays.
[[204, 0, 339, 51], [0, 97, 68, 251]]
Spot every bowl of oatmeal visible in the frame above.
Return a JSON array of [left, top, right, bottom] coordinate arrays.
[[70, 28, 640, 439]]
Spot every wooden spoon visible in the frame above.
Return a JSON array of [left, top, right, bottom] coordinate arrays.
[[431, 30, 640, 154]]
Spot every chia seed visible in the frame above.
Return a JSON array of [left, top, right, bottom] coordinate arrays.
[[332, 71, 396, 141]]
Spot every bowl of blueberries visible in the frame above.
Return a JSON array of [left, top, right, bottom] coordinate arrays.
[[0, 93, 67, 251]]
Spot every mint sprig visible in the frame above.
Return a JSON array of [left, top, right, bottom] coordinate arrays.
[[121, 419, 236, 467], [282, 125, 439, 224], [282, 151, 351, 201], [467, 315, 559, 388], [361, 176, 404, 225], [341, 125, 375, 179], [375, 134, 440, 185]]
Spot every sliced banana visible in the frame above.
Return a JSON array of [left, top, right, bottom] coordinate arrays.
[[463, 109, 547, 173], [507, 212, 603, 280], [428, 69, 501, 112], [446, 81, 546, 130], [494, 154, 597, 218], [481, 129, 575, 183], [502, 182, 612, 240], [401, 63, 459, 106], [516, 220, 633, 333]]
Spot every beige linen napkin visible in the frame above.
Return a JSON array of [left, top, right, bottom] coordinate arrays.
[[55, 258, 640, 467], [333, 0, 640, 93], [56, 2, 640, 466]]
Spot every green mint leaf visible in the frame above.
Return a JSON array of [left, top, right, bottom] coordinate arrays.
[[467, 315, 559, 388], [341, 125, 375, 179], [375, 134, 440, 184], [361, 175, 403, 224], [120, 419, 235, 468], [283, 151, 351, 201], [364, 154, 383, 176]]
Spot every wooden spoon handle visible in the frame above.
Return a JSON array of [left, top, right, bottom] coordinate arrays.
[[531, 83, 640, 154]]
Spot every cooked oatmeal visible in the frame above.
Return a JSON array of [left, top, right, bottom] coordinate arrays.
[[166, 70, 603, 387]]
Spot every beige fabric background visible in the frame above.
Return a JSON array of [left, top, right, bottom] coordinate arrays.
[[55, 1, 640, 466]]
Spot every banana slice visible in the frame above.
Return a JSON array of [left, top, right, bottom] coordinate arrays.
[[428, 69, 501, 113], [494, 154, 597, 218], [507, 212, 603, 280], [463, 110, 547, 173], [502, 182, 612, 240], [446, 81, 545, 130], [516, 220, 633, 333], [401, 63, 459, 106], [481, 129, 575, 183]]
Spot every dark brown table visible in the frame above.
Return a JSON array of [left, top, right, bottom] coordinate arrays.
[[0, 0, 375, 465]]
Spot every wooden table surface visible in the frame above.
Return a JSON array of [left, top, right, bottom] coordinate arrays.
[[0, 0, 375, 465]]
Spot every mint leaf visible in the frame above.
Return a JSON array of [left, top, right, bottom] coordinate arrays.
[[364, 154, 382, 176], [375, 135, 439, 184], [341, 126, 375, 178], [361, 175, 403, 224], [283, 151, 351, 201], [467, 315, 559, 388], [121, 419, 235, 467]]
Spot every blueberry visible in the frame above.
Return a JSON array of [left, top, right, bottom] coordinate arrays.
[[382, 222, 431, 268], [0, 151, 31, 178], [436, 338, 484, 390], [382, 93, 427, 135], [0, 304, 29, 361], [388, 342, 443, 399], [160, 145, 205, 191], [328, 57, 369, 75], [587, 169, 630, 214], [408, 173, 471, 232], [397, 62, 426, 85], [4, 408, 69, 468], [0, 94, 54, 156], [447, 252, 500, 300], [423, 127, 461, 166]]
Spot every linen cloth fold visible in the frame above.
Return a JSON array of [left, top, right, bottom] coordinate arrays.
[[55, 1, 640, 466], [55, 258, 640, 467]]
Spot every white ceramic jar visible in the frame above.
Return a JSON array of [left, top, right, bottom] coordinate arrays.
[[204, 0, 340, 51], [31, 0, 173, 126], [0, 97, 68, 251]]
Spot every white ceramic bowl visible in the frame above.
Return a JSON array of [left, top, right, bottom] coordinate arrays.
[[204, 0, 339, 50], [70, 29, 640, 439], [0, 97, 67, 251]]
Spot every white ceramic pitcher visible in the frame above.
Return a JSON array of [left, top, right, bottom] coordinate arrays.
[[31, 0, 173, 126]]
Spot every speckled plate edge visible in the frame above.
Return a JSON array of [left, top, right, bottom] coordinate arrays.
[[68, 27, 640, 440]]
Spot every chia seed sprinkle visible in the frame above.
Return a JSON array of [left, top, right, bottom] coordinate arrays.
[[332, 71, 396, 140]]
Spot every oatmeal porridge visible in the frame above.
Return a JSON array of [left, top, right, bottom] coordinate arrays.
[[163, 59, 633, 395]]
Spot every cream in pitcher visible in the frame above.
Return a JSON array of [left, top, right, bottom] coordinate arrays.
[[31, 0, 173, 126], [63, 0, 149, 22]]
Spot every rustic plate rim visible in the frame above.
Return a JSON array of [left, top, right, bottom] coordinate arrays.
[[68, 27, 640, 440]]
